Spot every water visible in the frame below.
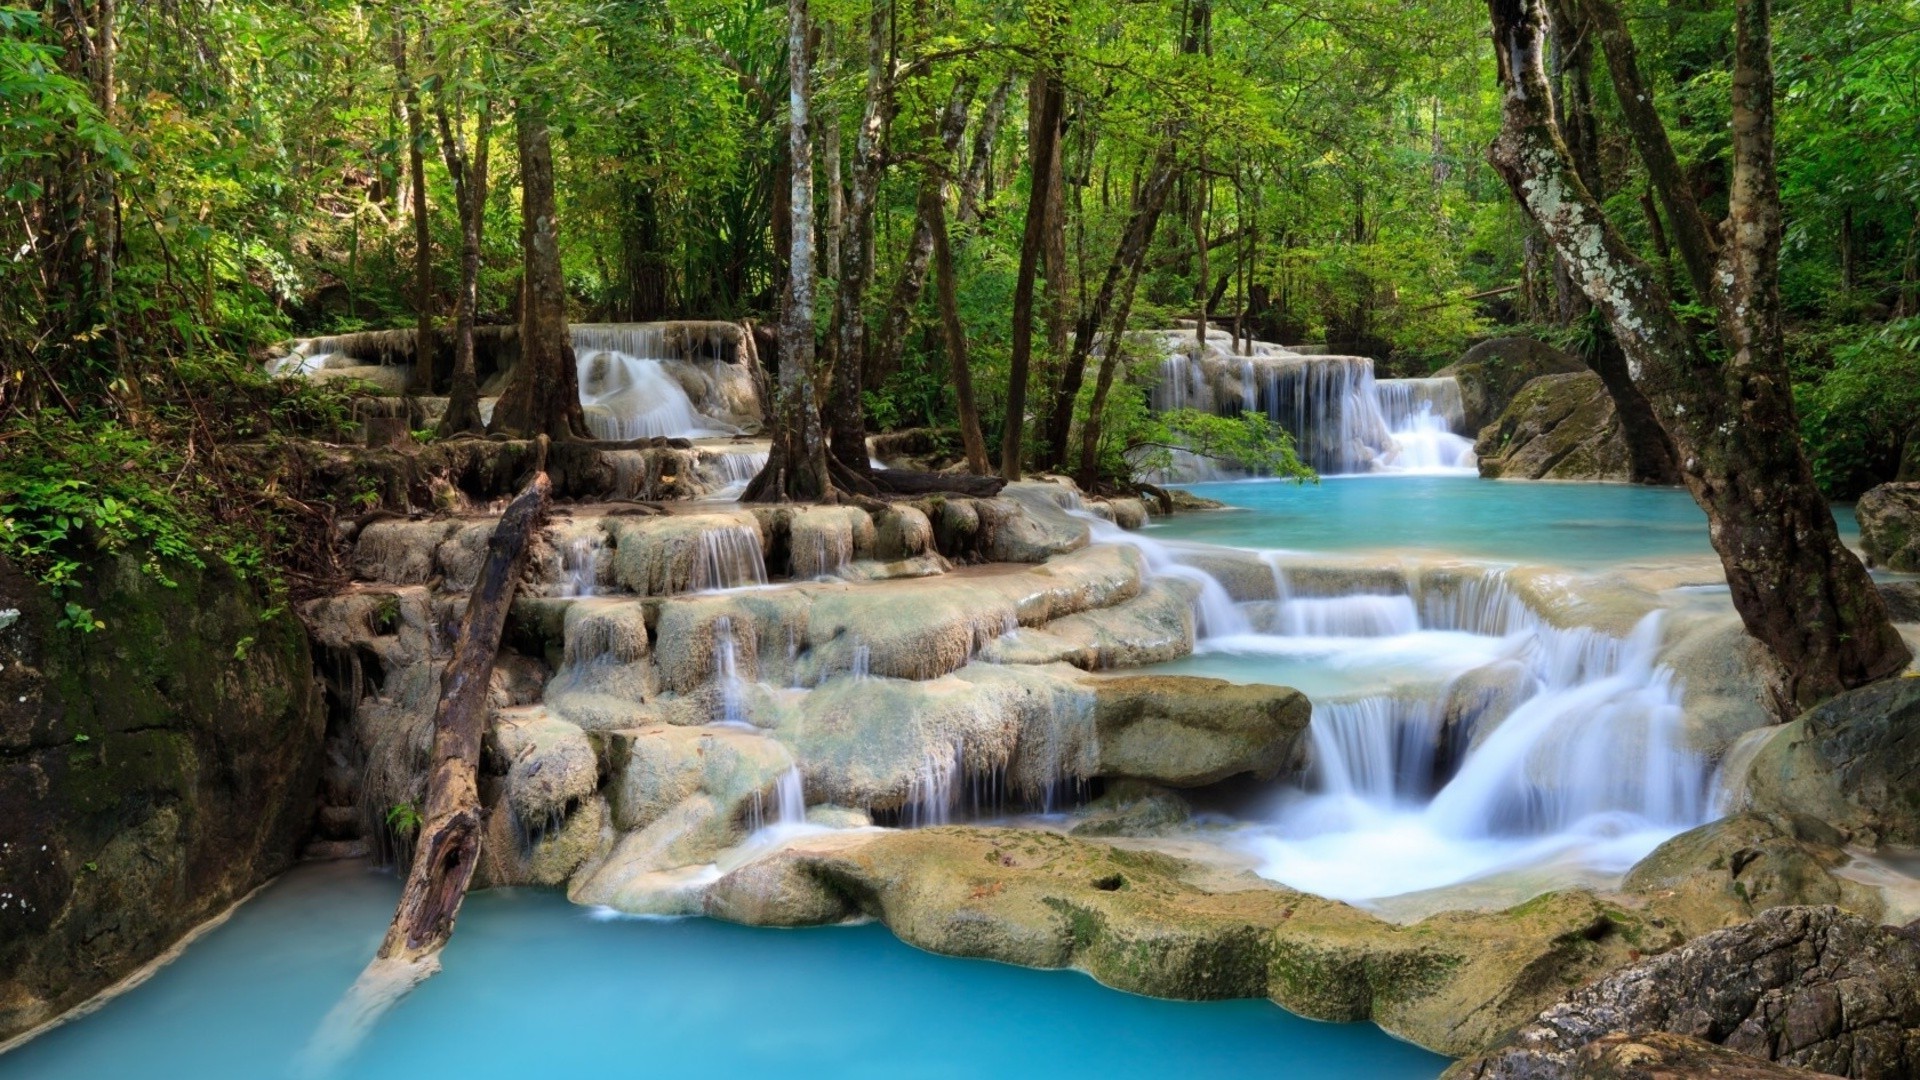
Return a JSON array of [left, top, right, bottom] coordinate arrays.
[[572, 324, 743, 441], [0, 862, 1444, 1080], [691, 525, 769, 591], [1151, 475, 1863, 567], [712, 616, 747, 725]]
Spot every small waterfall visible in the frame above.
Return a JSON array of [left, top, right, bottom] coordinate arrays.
[[1073, 511, 1248, 638], [699, 450, 770, 499], [556, 536, 601, 597], [790, 527, 853, 580], [1308, 697, 1448, 804], [903, 747, 960, 827], [691, 526, 768, 591], [749, 767, 807, 832], [1375, 377, 1476, 473], [712, 616, 747, 725], [849, 642, 871, 680], [1277, 595, 1421, 637]]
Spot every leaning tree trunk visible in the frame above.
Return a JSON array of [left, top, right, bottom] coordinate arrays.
[[378, 469, 550, 966], [1486, 0, 1909, 711], [866, 77, 975, 392], [489, 90, 589, 440], [1001, 69, 1065, 480], [745, 0, 832, 502]]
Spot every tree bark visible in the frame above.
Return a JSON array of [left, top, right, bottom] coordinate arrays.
[[1000, 68, 1065, 480], [958, 78, 1012, 225], [378, 469, 550, 966], [822, 0, 896, 487], [1040, 146, 1178, 470], [434, 91, 492, 438], [394, 13, 437, 396], [746, 0, 833, 502], [489, 87, 589, 440], [866, 77, 975, 393], [1487, 0, 1910, 711], [929, 191, 991, 475], [1037, 74, 1071, 441]]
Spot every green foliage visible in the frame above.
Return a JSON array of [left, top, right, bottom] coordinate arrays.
[[1795, 316, 1920, 497], [386, 801, 424, 836]]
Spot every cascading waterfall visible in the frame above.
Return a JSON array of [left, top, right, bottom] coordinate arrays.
[[903, 747, 960, 827], [1073, 512, 1248, 638], [571, 323, 747, 441], [1220, 565, 1709, 903], [698, 450, 770, 499], [1143, 330, 1476, 477], [556, 536, 601, 597], [691, 526, 768, 591], [748, 767, 807, 833]]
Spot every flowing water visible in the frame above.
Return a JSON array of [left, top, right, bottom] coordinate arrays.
[[0, 862, 1442, 1080], [571, 324, 748, 441]]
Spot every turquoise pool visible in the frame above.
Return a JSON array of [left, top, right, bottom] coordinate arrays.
[[0, 861, 1447, 1079]]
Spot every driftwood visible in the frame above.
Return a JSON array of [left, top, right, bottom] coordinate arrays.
[[300, 468, 550, 1075], [870, 468, 1006, 498], [379, 469, 549, 964]]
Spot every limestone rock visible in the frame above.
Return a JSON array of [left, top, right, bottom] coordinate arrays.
[[487, 709, 601, 825], [1878, 581, 1920, 624], [1553, 1032, 1836, 1079], [1068, 782, 1193, 836], [1439, 337, 1588, 432], [0, 556, 323, 1042], [1621, 814, 1883, 936], [1085, 674, 1309, 786], [599, 724, 793, 832], [1743, 678, 1920, 847], [1857, 483, 1920, 572], [1445, 906, 1920, 1079], [1476, 372, 1631, 482]]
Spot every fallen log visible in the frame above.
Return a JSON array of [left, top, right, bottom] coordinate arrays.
[[379, 468, 550, 965], [871, 468, 1007, 498], [300, 467, 550, 1074]]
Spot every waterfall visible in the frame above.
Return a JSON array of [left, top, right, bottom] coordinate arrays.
[[571, 323, 747, 441], [698, 450, 770, 499], [1072, 511, 1248, 638], [712, 616, 747, 726], [791, 527, 854, 580], [849, 642, 871, 680], [904, 747, 960, 827], [1141, 330, 1477, 476], [749, 767, 807, 833], [691, 526, 768, 591], [556, 536, 601, 597], [1277, 595, 1421, 638], [1308, 697, 1448, 805]]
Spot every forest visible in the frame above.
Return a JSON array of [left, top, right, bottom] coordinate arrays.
[[4, 0, 1916, 584]]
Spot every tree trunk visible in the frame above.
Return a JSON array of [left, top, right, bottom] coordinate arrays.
[[866, 78, 974, 393], [929, 191, 991, 475], [379, 469, 550, 966], [435, 95, 492, 438], [746, 0, 833, 502], [823, 0, 896, 487], [490, 90, 589, 440], [38, 0, 122, 391], [1038, 74, 1071, 449], [1487, 0, 1909, 711], [958, 78, 1012, 225], [394, 13, 437, 395], [1040, 147, 1178, 470], [1001, 69, 1065, 480]]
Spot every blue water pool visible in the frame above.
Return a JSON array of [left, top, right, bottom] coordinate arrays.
[[1152, 475, 1859, 566], [0, 861, 1447, 1080]]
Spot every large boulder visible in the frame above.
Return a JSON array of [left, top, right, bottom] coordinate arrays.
[[1445, 905, 1920, 1079], [0, 557, 325, 1042], [1620, 814, 1883, 936], [1742, 677, 1920, 847], [1084, 674, 1309, 786], [1475, 371, 1632, 482], [1857, 482, 1920, 572], [1439, 336, 1588, 432]]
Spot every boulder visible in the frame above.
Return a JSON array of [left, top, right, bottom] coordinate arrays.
[[1476, 372, 1631, 482], [1621, 814, 1882, 936], [1879, 581, 1920, 624], [1084, 674, 1309, 786], [1856, 482, 1920, 572], [1743, 677, 1920, 847], [1521, 1032, 1837, 1079], [1439, 337, 1588, 432], [1444, 906, 1920, 1079], [0, 556, 324, 1042]]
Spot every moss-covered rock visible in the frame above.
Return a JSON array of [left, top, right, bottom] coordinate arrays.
[[695, 826, 1662, 1056], [1438, 337, 1588, 432], [0, 556, 324, 1042], [1857, 482, 1920, 572], [1620, 814, 1883, 936], [1475, 372, 1632, 482], [1742, 677, 1920, 847]]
